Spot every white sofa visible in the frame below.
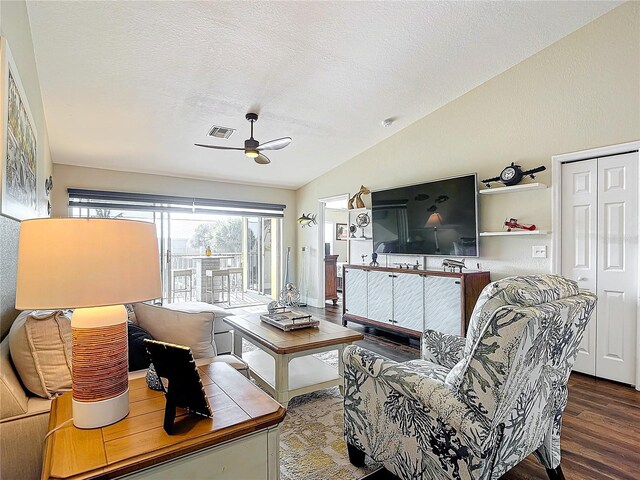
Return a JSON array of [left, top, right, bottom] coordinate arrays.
[[0, 302, 243, 480], [160, 301, 235, 355]]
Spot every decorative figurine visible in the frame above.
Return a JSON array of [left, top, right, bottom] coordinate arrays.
[[267, 301, 280, 314], [361, 254, 368, 265], [44, 176, 53, 196], [205, 245, 212, 256], [297, 213, 317, 228], [349, 225, 357, 238], [369, 252, 379, 267], [504, 218, 537, 232], [278, 282, 301, 307], [348, 185, 371, 209], [481, 162, 546, 188], [442, 258, 466, 273], [356, 212, 370, 238]]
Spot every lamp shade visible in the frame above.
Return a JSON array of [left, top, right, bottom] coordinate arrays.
[[16, 218, 161, 310], [426, 212, 443, 227]]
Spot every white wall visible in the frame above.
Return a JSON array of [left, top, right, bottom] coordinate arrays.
[[1, 1, 53, 221], [51, 164, 298, 281], [296, 2, 640, 307]]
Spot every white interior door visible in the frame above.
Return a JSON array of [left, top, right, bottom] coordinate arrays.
[[595, 152, 638, 384], [561, 159, 598, 375]]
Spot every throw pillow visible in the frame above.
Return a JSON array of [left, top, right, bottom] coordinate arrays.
[[133, 303, 215, 358], [9, 310, 72, 399], [128, 323, 154, 372]]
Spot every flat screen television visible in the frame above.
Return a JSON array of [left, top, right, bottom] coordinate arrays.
[[371, 173, 479, 257]]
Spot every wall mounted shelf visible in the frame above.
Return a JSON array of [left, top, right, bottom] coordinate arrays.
[[480, 230, 549, 237], [478, 183, 547, 195], [348, 237, 371, 241]]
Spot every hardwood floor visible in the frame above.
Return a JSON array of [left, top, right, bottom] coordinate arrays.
[[305, 304, 640, 480]]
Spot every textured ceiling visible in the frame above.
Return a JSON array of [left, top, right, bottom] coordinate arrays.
[[26, 1, 619, 189]]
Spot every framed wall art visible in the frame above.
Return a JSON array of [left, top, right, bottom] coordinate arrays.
[[336, 223, 348, 241], [1, 37, 39, 220]]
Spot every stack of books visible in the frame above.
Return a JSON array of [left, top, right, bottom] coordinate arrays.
[[260, 310, 319, 331]]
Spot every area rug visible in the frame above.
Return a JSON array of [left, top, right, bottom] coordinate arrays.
[[280, 386, 381, 480], [241, 343, 381, 479]]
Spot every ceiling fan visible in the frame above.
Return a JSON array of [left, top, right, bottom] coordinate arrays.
[[195, 113, 291, 164]]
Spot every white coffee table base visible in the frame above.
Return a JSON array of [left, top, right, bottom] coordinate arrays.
[[234, 334, 347, 407]]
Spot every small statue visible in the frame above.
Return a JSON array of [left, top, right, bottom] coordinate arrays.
[[361, 254, 368, 265], [267, 301, 280, 314], [348, 185, 371, 209], [369, 252, 379, 267], [278, 282, 301, 307]]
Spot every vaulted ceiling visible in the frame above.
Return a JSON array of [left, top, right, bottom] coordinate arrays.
[[26, 1, 620, 189]]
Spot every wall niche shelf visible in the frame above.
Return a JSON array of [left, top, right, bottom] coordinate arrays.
[[478, 182, 547, 195], [480, 230, 549, 237]]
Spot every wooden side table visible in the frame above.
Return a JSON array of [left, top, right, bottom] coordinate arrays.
[[42, 362, 286, 480]]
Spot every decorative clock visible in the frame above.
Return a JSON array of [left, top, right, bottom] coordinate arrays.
[[481, 162, 546, 188]]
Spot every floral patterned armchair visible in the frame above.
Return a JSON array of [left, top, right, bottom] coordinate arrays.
[[343, 274, 596, 480]]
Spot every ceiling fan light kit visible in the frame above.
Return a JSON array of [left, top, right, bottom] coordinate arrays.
[[195, 112, 291, 165]]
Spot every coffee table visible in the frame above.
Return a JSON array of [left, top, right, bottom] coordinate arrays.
[[225, 314, 364, 407], [42, 362, 285, 480]]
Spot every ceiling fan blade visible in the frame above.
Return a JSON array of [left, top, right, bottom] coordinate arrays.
[[257, 137, 292, 151], [194, 144, 244, 151], [255, 153, 271, 165]]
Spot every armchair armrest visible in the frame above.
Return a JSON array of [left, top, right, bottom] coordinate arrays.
[[421, 329, 466, 369], [343, 345, 493, 455]]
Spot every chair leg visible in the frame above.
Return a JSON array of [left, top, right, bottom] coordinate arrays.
[[546, 466, 566, 480], [347, 442, 366, 467]]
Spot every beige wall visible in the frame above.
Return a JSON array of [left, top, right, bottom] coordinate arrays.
[[296, 2, 640, 307], [0, 0, 53, 338], [51, 163, 298, 278]]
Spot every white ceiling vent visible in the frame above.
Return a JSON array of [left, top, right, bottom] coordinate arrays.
[[207, 125, 236, 139]]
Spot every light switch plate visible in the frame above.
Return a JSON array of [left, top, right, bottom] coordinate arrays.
[[532, 246, 547, 258]]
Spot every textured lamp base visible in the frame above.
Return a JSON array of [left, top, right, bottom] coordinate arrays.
[[72, 305, 130, 429], [72, 389, 129, 429]]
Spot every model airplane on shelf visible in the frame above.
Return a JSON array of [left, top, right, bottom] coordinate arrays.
[[442, 258, 465, 273], [504, 218, 537, 231], [481, 162, 546, 187]]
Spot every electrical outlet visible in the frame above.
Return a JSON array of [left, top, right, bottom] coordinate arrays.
[[532, 246, 547, 258]]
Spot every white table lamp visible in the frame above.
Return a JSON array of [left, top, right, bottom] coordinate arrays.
[[16, 218, 161, 428]]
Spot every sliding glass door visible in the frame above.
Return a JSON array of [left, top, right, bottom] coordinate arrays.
[[69, 193, 282, 307], [244, 217, 279, 296]]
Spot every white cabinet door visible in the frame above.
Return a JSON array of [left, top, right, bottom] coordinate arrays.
[[344, 268, 368, 318], [367, 270, 394, 325], [424, 276, 462, 335], [393, 273, 424, 332], [596, 153, 638, 384], [561, 159, 598, 375]]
